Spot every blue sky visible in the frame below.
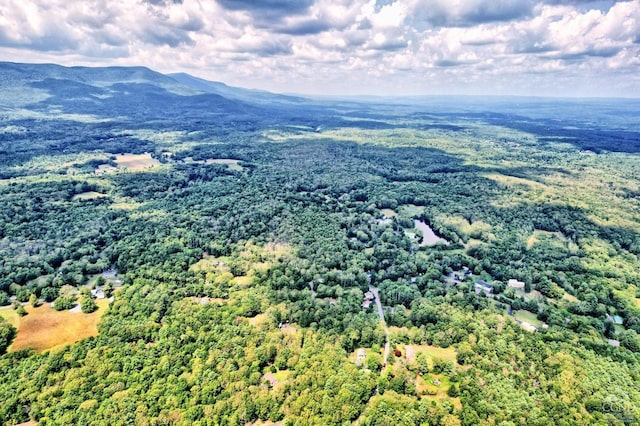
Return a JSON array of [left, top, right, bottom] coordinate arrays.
[[0, 0, 639, 97]]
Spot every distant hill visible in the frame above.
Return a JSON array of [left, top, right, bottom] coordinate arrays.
[[0, 62, 266, 119], [0, 62, 204, 108], [168, 72, 307, 105]]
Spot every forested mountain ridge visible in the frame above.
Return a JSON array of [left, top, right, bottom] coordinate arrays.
[[0, 62, 639, 425]]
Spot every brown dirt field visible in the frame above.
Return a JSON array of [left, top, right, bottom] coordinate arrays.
[[8, 299, 109, 353], [381, 208, 398, 218], [114, 153, 161, 171]]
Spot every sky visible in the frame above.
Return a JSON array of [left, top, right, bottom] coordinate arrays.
[[0, 0, 639, 97]]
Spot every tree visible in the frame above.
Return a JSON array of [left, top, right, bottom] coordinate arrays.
[[95, 276, 106, 287], [81, 296, 98, 314], [53, 295, 76, 311], [104, 282, 114, 298], [16, 305, 27, 317], [41, 287, 59, 303], [619, 329, 640, 352], [29, 294, 40, 308], [0, 317, 16, 354]]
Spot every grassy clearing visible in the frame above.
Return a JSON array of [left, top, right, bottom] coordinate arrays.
[[10, 152, 112, 175], [636, 298, 640, 308], [526, 229, 577, 252], [399, 204, 425, 217], [272, 369, 292, 382], [380, 208, 397, 218], [72, 191, 109, 201], [415, 344, 457, 364], [562, 293, 579, 303], [114, 153, 161, 171], [1, 300, 109, 353], [0, 306, 19, 328], [205, 159, 244, 171], [513, 310, 542, 327], [247, 313, 270, 327], [437, 215, 493, 240]]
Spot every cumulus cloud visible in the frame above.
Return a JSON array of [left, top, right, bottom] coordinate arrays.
[[216, 0, 315, 22], [0, 0, 638, 96], [408, 0, 535, 28]]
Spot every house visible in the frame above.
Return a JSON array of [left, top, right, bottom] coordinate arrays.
[[474, 280, 493, 297], [362, 291, 375, 309], [507, 279, 525, 290]]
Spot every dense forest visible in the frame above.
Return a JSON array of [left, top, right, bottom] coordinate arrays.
[[1, 62, 640, 425]]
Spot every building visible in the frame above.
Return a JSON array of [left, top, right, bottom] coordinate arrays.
[[362, 291, 374, 309], [474, 280, 493, 297], [507, 279, 525, 290], [606, 314, 624, 325]]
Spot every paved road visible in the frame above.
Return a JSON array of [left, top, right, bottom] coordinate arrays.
[[369, 286, 390, 369]]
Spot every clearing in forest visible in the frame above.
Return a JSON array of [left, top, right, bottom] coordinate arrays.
[[0, 300, 109, 352], [513, 310, 543, 327], [380, 208, 397, 218], [205, 158, 244, 171], [526, 229, 572, 250], [0, 306, 19, 328], [405, 344, 458, 364], [399, 204, 425, 217], [114, 153, 161, 171], [72, 191, 109, 201]]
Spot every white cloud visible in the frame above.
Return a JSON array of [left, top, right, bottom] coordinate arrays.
[[0, 0, 638, 96]]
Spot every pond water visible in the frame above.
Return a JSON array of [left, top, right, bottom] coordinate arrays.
[[414, 220, 449, 246]]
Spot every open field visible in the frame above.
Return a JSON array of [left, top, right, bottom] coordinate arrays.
[[436, 215, 493, 241], [0, 306, 19, 328], [403, 344, 457, 365], [72, 191, 109, 201], [205, 158, 244, 171], [114, 153, 161, 171], [0, 300, 109, 353], [399, 204, 425, 217], [513, 310, 543, 327], [380, 208, 397, 218]]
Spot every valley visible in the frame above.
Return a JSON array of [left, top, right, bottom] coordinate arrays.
[[0, 62, 639, 425]]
